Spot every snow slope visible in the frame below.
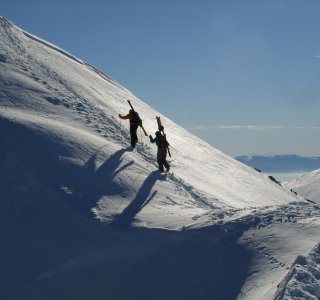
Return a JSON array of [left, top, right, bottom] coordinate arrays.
[[0, 16, 300, 229], [284, 169, 320, 205], [1, 16, 319, 300]]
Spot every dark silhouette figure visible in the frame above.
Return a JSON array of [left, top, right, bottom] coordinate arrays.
[[149, 130, 170, 173], [119, 109, 142, 148]]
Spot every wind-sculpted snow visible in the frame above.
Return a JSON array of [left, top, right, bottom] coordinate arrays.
[[0, 16, 319, 300], [275, 243, 320, 300], [237, 203, 320, 300]]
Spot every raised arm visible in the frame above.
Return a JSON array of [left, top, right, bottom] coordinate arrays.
[[119, 113, 130, 120], [149, 135, 156, 143]]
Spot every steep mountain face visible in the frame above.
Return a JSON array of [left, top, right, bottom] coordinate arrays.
[[2, 17, 319, 300], [284, 169, 320, 204], [0, 16, 299, 229]]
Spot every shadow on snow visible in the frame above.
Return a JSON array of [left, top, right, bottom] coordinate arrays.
[[0, 118, 252, 300], [111, 170, 166, 229], [0, 118, 134, 217]]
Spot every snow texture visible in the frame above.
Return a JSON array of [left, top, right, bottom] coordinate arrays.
[[1, 16, 319, 300], [275, 243, 320, 300]]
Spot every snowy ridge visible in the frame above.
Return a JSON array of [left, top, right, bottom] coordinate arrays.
[[0, 16, 125, 94], [0, 16, 83, 66], [22, 30, 85, 65], [1, 16, 319, 300]]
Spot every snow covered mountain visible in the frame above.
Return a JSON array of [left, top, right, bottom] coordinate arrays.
[[1, 17, 319, 300], [284, 169, 320, 205]]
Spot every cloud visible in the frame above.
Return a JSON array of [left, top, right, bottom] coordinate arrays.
[[189, 125, 320, 131]]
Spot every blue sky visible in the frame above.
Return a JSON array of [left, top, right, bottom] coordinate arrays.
[[2, 0, 320, 157]]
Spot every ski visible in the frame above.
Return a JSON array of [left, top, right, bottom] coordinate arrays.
[[127, 100, 148, 136], [156, 116, 171, 157], [156, 116, 161, 129]]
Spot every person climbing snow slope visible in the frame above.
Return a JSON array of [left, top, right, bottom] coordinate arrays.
[[119, 109, 142, 149], [149, 126, 170, 173]]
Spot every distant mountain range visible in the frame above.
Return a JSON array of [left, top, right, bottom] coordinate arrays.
[[235, 154, 320, 173]]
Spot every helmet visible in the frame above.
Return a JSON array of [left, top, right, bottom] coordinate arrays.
[[159, 125, 164, 131], [155, 131, 161, 136]]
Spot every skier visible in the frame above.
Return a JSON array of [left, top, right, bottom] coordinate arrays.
[[119, 109, 142, 149], [149, 126, 170, 173]]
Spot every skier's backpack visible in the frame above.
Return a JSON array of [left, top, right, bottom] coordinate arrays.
[[159, 134, 169, 150], [131, 111, 142, 125]]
